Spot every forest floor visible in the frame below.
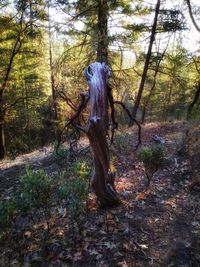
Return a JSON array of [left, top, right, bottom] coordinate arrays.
[[0, 121, 200, 267]]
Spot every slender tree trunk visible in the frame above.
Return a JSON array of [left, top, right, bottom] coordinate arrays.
[[140, 75, 157, 124], [141, 48, 167, 124], [187, 81, 200, 119], [85, 63, 120, 207], [97, 0, 108, 63], [48, 3, 58, 121], [0, 107, 5, 159], [24, 80, 31, 148], [130, 0, 161, 124], [141, 98, 150, 124], [162, 83, 173, 121], [29, 0, 33, 32]]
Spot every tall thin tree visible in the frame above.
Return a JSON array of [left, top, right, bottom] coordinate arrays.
[[130, 0, 161, 123], [48, 1, 58, 121]]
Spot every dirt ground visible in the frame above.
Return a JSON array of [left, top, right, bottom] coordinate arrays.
[[0, 121, 200, 267]]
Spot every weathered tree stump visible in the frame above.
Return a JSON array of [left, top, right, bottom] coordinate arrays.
[[84, 62, 120, 206]]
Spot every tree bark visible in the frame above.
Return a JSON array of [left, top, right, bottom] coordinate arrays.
[[162, 81, 173, 121], [187, 81, 200, 119], [85, 62, 120, 207], [0, 109, 5, 159], [130, 0, 161, 124], [48, 3, 58, 121], [141, 48, 167, 124], [97, 0, 108, 63]]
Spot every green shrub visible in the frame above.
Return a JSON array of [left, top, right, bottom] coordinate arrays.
[[59, 177, 88, 215], [17, 167, 52, 212], [0, 199, 15, 229], [139, 145, 164, 167], [139, 145, 165, 185], [59, 160, 90, 218], [72, 160, 91, 180]]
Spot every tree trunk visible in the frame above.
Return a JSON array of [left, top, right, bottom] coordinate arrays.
[[187, 81, 200, 119], [140, 48, 167, 124], [85, 62, 120, 207], [162, 82, 173, 121], [97, 0, 108, 63], [0, 109, 6, 160], [48, 3, 58, 121], [130, 0, 161, 124], [141, 106, 147, 125]]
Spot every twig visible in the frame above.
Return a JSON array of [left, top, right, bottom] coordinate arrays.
[[113, 101, 142, 149], [57, 89, 77, 112], [56, 93, 89, 155]]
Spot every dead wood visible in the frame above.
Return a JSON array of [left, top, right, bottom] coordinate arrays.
[[57, 62, 141, 206], [85, 62, 121, 206]]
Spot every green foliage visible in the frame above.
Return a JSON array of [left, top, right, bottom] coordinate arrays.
[[188, 108, 200, 120], [158, 9, 186, 32], [1, 0, 198, 159], [0, 199, 15, 229], [139, 144, 165, 167], [59, 160, 90, 218], [59, 177, 88, 216], [17, 167, 52, 212], [139, 144, 165, 178], [0, 7, 50, 158], [72, 160, 91, 180]]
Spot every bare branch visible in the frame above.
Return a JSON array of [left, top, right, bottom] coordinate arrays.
[[186, 0, 200, 33], [113, 101, 142, 149], [56, 93, 89, 155], [57, 89, 78, 111]]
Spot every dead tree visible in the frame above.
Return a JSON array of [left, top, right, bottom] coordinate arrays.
[[85, 62, 120, 206], [57, 62, 141, 207]]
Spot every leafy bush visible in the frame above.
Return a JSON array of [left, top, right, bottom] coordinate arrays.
[[59, 160, 90, 218], [17, 167, 52, 212], [139, 145, 165, 185], [139, 145, 164, 167], [59, 177, 88, 215], [72, 160, 91, 180], [0, 199, 15, 229]]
